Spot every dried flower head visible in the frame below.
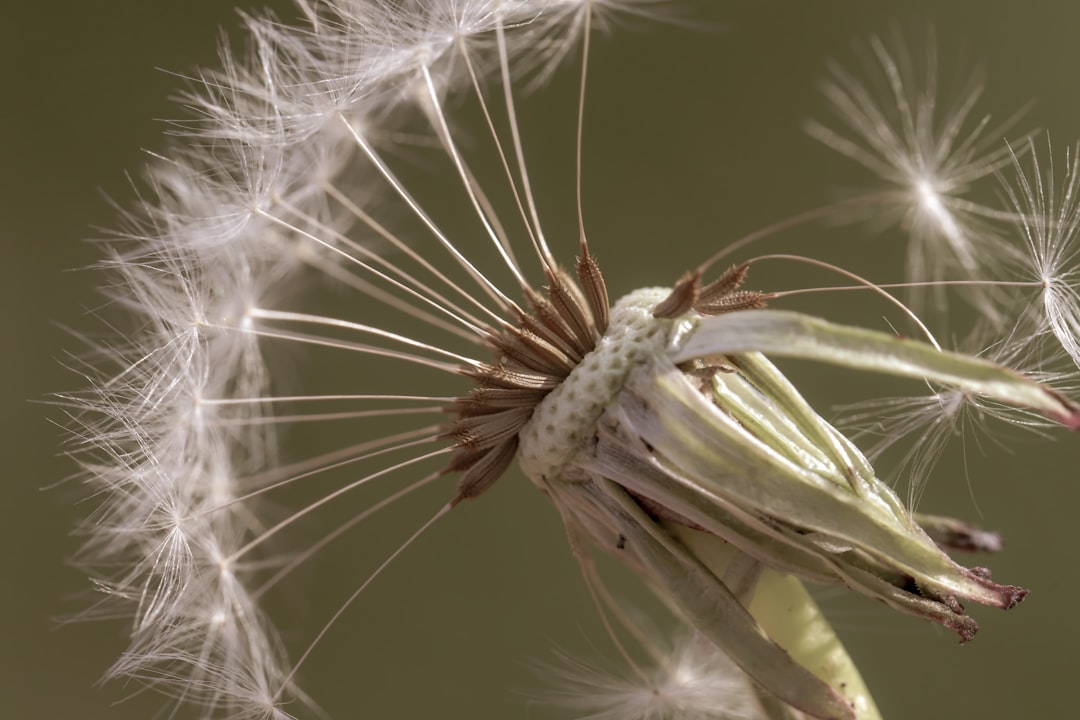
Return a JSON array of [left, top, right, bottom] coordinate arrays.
[[60, 3, 1080, 720]]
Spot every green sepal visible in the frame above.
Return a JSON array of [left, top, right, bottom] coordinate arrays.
[[671, 310, 1080, 428]]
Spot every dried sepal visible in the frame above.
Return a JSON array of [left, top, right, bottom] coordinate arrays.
[[915, 513, 1004, 554]]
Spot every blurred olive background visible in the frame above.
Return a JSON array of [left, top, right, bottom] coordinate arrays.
[[5, 1, 1080, 719]]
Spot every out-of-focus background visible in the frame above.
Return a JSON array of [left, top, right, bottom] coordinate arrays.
[[4, 1, 1079, 718]]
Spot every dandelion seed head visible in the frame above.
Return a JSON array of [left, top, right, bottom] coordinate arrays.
[[60, 2, 1080, 718]]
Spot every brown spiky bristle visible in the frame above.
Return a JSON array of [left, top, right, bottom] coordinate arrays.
[[446, 258, 609, 502], [654, 263, 772, 319]]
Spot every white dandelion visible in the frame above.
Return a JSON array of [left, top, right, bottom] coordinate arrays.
[[1002, 138, 1080, 370], [838, 317, 1074, 509], [805, 28, 1027, 319], [533, 631, 760, 720], [61, 3, 1080, 720]]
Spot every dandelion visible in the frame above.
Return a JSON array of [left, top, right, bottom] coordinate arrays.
[[533, 630, 760, 720], [61, 2, 1080, 720], [805, 28, 1026, 319], [1002, 138, 1080, 369], [837, 317, 1074, 507]]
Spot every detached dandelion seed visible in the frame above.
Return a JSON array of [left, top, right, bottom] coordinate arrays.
[[805, 28, 1027, 319], [838, 319, 1073, 509], [533, 630, 761, 720], [1002, 138, 1080, 370], [59, 3, 1080, 720]]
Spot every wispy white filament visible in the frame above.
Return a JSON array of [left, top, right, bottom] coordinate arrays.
[[65, 3, 648, 718]]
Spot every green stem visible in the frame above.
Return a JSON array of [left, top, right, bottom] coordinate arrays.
[[748, 570, 881, 720], [677, 528, 882, 720]]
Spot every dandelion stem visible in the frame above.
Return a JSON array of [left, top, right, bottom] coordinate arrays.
[[273, 501, 455, 704], [745, 253, 941, 349], [494, 12, 556, 271], [228, 447, 452, 562], [339, 113, 521, 314], [253, 472, 442, 599], [260, 199, 493, 337], [697, 192, 898, 274], [419, 63, 530, 292], [675, 527, 882, 720], [575, 3, 593, 253], [772, 278, 1043, 299], [458, 38, 542, 271], [317, 181, 498, 334]]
